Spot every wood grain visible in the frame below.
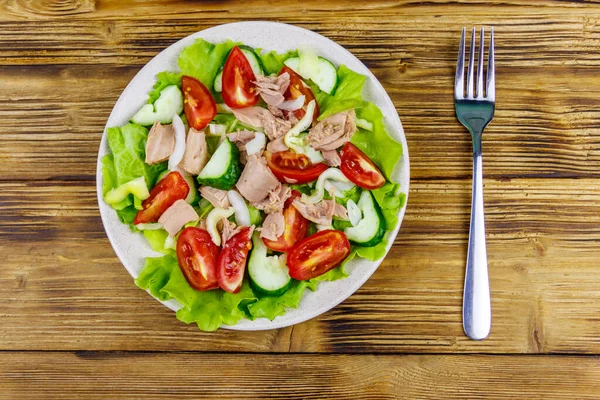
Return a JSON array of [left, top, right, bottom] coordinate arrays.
[[2, 352, 600, 399], [2, 178, 599, 353]]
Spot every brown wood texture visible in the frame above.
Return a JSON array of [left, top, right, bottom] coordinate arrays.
[[1, 0, 600, 398]]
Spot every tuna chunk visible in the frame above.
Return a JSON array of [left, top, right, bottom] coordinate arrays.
[[333, 202, 349, 220], [307, 109, 357, 151], [291, 198, 336, 226], [254, 184, 292, 214], [145, 121, 175, 164], [266, 137, 289, 153], [200, 186, 230, 209], [159, 199, 199, 236], [179, 128, 209, 175], [254, 73, 291, 107], [321, 149, 341, 167], [261, 109, 292, 141], [232, 107, 269, 129], [259, 212, 285, 241], [227, 130, 257, 164], [236, 155, 280, 203]]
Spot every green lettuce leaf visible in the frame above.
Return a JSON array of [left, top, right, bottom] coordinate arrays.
[[178, 39, 238, 89], [316, 65, 367, 120], [143, 229, 174, 256], [148, 72, 182, 104], [258, 49, 298, 75]]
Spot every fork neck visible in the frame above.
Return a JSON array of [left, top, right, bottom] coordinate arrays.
[[470, 130, 483, 156]]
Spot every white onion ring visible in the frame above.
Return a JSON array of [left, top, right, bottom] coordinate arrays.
[[168, 113, 186, 171], [277, 95, 305, 111]]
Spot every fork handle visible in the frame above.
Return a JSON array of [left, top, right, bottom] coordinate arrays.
[[463, 149, 491, 340]]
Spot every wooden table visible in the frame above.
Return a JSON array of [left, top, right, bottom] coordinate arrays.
[[2, 1, 600, 398]]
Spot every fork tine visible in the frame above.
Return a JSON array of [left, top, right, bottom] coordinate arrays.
[[466, 27, 476, 99], [476, 27, 485, 98], [486, 27, 495, 101], [454, 27, 466, 99]]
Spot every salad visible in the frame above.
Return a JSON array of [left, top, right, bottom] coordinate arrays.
[[101, 38, 405, 331]]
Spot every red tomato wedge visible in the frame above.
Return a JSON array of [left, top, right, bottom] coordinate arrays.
[[266, 151, 328, 184], [133, 171, 189, 225], [182, 75, 217, 130], [279, 66, 319, 123], [287, 230, 351, 281], [339, 143, 386, 190], [222, 46, 259, 108], [177, 227, 220, 291], [217, 226, 253, 294], [262, 190, 308, 252]]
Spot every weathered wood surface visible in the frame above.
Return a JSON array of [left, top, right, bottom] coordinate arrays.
[[1, 0, 600, 397]]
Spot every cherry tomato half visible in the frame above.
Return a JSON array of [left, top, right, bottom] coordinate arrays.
[[133, 171, 189, 225], [279, 66, 320, 123], [266, 151, 328, 184], [262, 190, 308, 252], [177, 227, 220, 291], [339, 143, 386, 190], [222, 46, 258, 108], [182, 75, 217, 130], [217, 226, 253, 294], [287, 230, 351, 281]]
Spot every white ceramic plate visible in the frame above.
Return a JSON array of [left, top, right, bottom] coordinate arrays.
[[96, 21, 410, 330]]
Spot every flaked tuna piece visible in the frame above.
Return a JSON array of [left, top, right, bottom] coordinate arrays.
[[145, 121, 175, 164], [333, 202, 349, 220], [200, 186, 230, 209], [254, 73, 291, 106], [227, 130, 257, 164], [232, 106, 269, 129], [291, 198, 336, 226], [179, 127, 209, 175], [236, 155, 280, 203], [307, 109, 357, 151], [321, 149, 341, 167], [159, 199, 199, 236], [254, 184, 292, 215], [261, 109, 292, 141], [221, 219, 255, 244], [259, 212, 285, 241], [266, 137, 289, 153], [268, 104, 285, 118]]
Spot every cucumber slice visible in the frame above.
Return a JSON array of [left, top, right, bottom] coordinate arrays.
[[284, 56, 338, 94], [196, 137, 242, 190], [344, 190, 386, 247], [131, 85, 183, 125], [157, 170, 199, 205], [212, 46, 264, 93], [104, 176, 149, 206], [248, 233, 292, 296]]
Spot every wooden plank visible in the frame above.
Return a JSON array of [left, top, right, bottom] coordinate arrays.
[[2, 178, 599, 353], [2, 352, 600, 399]]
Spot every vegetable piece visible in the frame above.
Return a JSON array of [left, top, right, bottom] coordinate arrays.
[[157, 170, 198, 205], [277, 95, 305, 111], [346, 199, 362, 227], [262, 190, 308, 252], [280, 66, 320, 122], [104, 176, 149, 206], [134, 171, 190, 225], [355, 118, 373, 131], [214, 46, 264, 93], [213, 70, 224, 92], [221, 46, 259, 108], [287, 230, 350, 280], [131, 85, 184, 125], [245, 131, 266, 156], [249, 233, 292, 296], [135, 223, 163, 231], [344, 190, 386, 247], [205, 207, 235, 246], [283, 99, 316, 151], [181, 75, 217, 130], [196, 138, 242, 190], [301, 167, 352, 204], [168, 113, 187, 171], [176, 227, 220, 291], [339, 142, 386, 190], [217, 226, 253, 293], [266, 150, 328, 185], [227, 190, 251, 226], [284, 52, 338, 94]]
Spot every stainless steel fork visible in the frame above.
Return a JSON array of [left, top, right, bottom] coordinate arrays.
[[454, 27, 495, 340]]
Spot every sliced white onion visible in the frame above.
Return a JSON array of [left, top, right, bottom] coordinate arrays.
[[164, 234, 177, 250], [301, 168, 351, 204], [227, 191, 251, 226], [277, 95, 305, 111], [347, 199, 362, 227], [209, 124, 226, 135], [316, 224, 333, 231], [245, 132, 266, 155], [216, 103, 233, 114], [206, 207, 235, 246], [168, 113, 186, 171], [324, 179, 356, 198], [284, 100, 316, 151], [135, 223, 163, 231]]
